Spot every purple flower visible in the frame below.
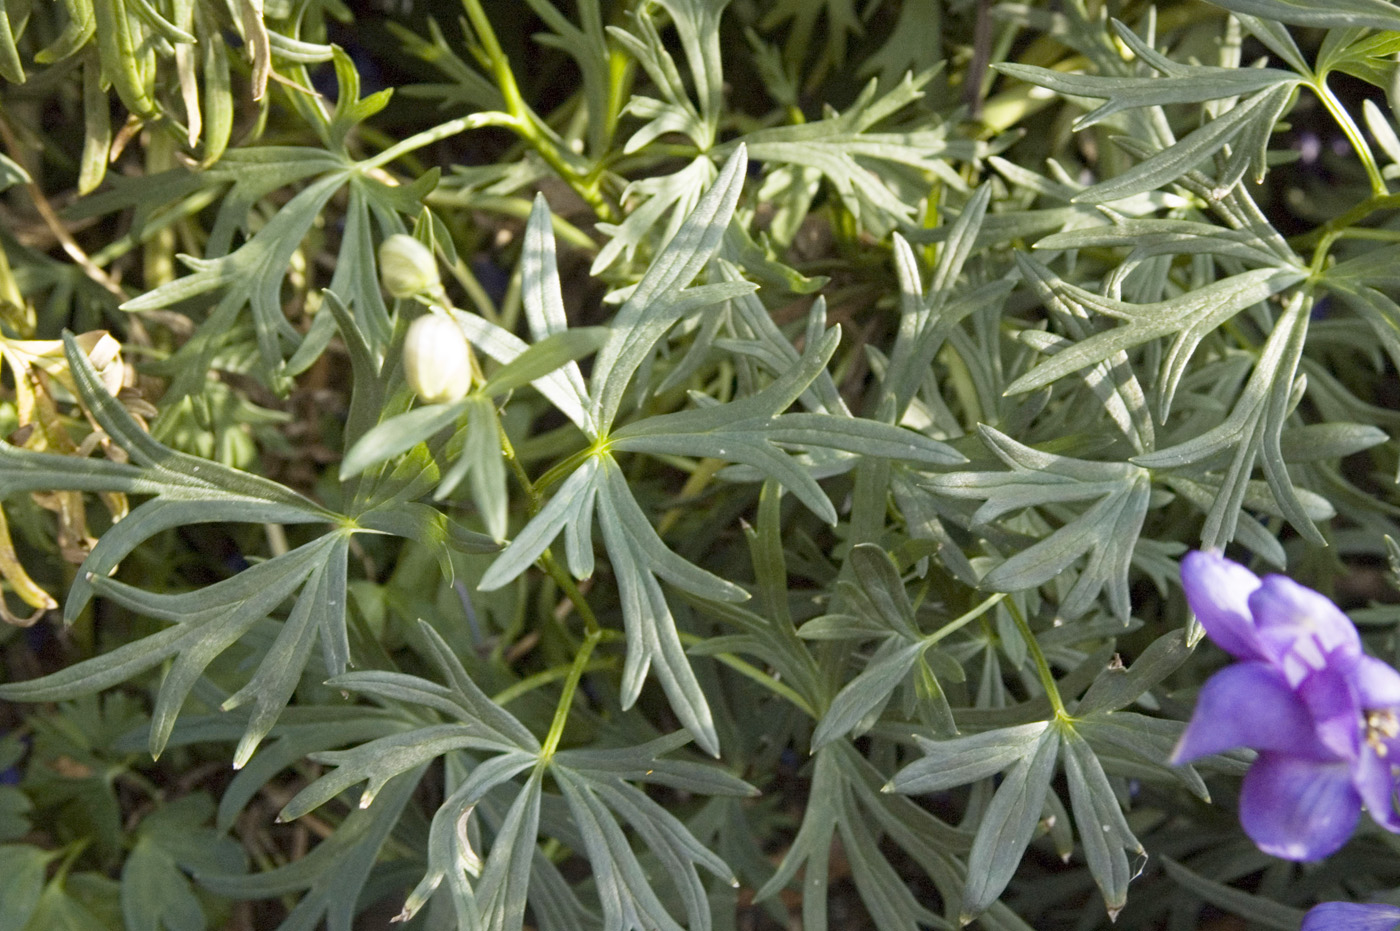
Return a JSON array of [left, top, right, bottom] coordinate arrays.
[[1301, 902, 1400, 931], [1172, 551, 1400, 861]]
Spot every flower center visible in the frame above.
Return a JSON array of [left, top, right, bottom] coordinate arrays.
[[1365, 709, 1400, 756]]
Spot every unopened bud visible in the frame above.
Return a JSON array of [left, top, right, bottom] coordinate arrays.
[[403, 314, 472, 404], [379, 234, 441, 299]]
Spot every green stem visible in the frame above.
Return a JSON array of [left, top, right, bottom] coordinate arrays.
[[677, 632, 817, 718], [496, 415, 542, 514], [540, 628, 602, 760], [1312, 76, 1388, 197], [360, 112, 519, 172], [540, 550, 601, 637], [1292, 192, 1400, 250], [925, 592, 1006, 647], [458, 0, 618, 222], [1004, 597, 1067, 718], [459, 0, 529, 120], [493, 655, 616, 707], [534, 447, 597, 497], [495, 410, 600, 638]]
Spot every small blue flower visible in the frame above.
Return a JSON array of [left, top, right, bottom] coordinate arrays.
[[1301, 902, 1400, 931], [1171, 551, 1400, 861]]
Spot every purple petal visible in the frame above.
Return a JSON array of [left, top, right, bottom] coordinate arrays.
[[1357, 656, 1400, 708], [1297, 666, 1363, 761], [1240, 753, 1360, 861], [1180, 551, 1265, 661], [1172, 663, 1335, 764], [1301, 902, 1400, 931], [1354, 747, 1400, 833], [1249, 576, 1361, 683]]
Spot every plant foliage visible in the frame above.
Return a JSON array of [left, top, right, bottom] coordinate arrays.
[[3, 0, 1400, 929]]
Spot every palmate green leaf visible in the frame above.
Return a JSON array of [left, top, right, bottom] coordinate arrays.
[[720, 278, 844, 410], [123, 169, 349, 391], [1328, 33, 1400, 87], [1327, 276, 1400, 374], [556, 731, 756, 798], [1007, 255, 1306, 417], [476, 768, 545, 931], [1074, 629, 1193, 717], [596, 457, 746, 755], [592, 146, 751, 428], [199, 767, 424, 931], [1062, 729, 1143, 918], [138, 707, 411, 831], [275, 659, 537, 821], [1076, 711, 1212, 800], [0, 535, 337, 757], [838, 807, 951, 931], [388, 16, 504, 111], [837, 741, 976, 926], [1034, 218, 1288, 273], [1134, 294, 1328, 550], [523, 0, 614, 155], [0, 1, 23, 83], [121, 795, 244, 931], [809, 544, 956, 748], [22, 878, 111, 931], [221, 542, 351, 769], [652, 0, 730, 139], [880, 186, 993, 420], [885, 722, 1051, 794], [1205, 0, 1400, 31], [959, 725, 1061, 922], [396, 751, 537, 924], [1160, 857, 1306, 931], [739, 71, 977, 235], [686, 481, 825, 709], [1088, 83, 1295, 203], [812, 639, 926, 749], [996, 20, 1300, 202], [341, 402, 464, 479], [927, 426, 1151, 620], [613, 327, 963, 522], [0, 331, 332, 590], [759, 0, 862, 75], [613, 328, 840, 520], [996, 36, 1297, 133], [281, 725, 525, 819], [610, 18, 708, 154], [119, 53, 428, 392], [754, 745, 839, 931], [289, 179, 398, 372], [479, 457, 603, 590], [554, 763, 738, 931], [760, 742, 969, 931], [0, 845, 54, 931], [0, 335, 490, 765], [592, 159, 716, 277]]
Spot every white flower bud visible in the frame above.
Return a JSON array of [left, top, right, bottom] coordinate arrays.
[[74, 331, 126, 397], [403, 314, 472, 404], [378, 234, 441, 299]]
